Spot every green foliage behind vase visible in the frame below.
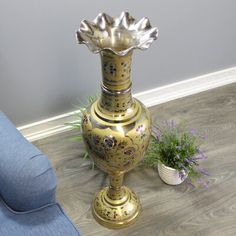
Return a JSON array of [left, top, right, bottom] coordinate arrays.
[[65, 95, 97, 168]]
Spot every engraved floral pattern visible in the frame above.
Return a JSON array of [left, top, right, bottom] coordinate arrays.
[[92, 135, 101, 145], [124, 147, 136, 156], [103, 135, 117, 149], [103, 62, 117, 76], [93, 187, 140, 222]]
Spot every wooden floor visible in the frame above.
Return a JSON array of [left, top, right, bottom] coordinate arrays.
[[34, 84, 236, 236]]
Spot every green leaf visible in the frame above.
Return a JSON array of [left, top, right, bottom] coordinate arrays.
[[64, 122, 81, 128], [83, 152, 89, 160], [91, 161, 95, 170], [68, 136, 83, 141]]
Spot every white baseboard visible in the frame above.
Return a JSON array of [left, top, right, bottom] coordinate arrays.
[[18, 67, 236, 142]]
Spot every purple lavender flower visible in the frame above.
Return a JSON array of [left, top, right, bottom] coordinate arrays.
[[170, 120, 175, 128], [164, 120, 169, 126], [197, 155, 207, 161], [197, 149, 207, 160], [162, 120, 174, 128], [184, 158, 192, 164], [190, 148, 207, 161], [191, 154, 207, 161], [176, 154, 180, 159], [176, 145, 181, 150], [197, 167, 210, 176], [200, 134, 207, 140], [179, 171, 186, 180], [198, 178, 208, 188], [185, 178, 195, 188], [189, 128, 197, 136], [152, 125, 162, 141], [155, 132, 161, 142], [190, 157, 196, 161], [161, 120, 167, 126], [179, 163, 187, 172]]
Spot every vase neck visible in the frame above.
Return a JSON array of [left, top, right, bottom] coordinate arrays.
[[99, 51, 134, 114], [100, 51, 132, 91]]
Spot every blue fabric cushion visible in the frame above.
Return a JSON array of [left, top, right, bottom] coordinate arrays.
[[0, 112, 57, 211], [0, 199, 80, 236]]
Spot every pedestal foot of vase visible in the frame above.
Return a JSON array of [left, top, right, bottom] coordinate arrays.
[[92, 186, 141, 229]]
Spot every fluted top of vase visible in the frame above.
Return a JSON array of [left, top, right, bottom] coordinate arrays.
[[76, 12, 158, 56]]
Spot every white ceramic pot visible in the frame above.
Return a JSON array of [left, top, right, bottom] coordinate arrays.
[[158, 163, 188, 185]]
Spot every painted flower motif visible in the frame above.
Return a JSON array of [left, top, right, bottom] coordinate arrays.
[[92, 135, 101, 145], [136, 124, 147, 140], [101, 99, 112, 110], [117, 141, 128, 150], [121, 62, 131, 73], [140, 133, 147, 140], [104, 62, 116, 76], [136, 124, 145, 133], [76, 12, 158, 56], [103, 135, 117, 149], [82, 114, 89, 125], [124, 147, 136, 156], [124, 161, 132, 167]]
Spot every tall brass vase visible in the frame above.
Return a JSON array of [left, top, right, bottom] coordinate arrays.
[[76, 12, 158, 229]]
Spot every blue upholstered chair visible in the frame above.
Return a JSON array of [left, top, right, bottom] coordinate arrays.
[[0, 111, 80, 236]]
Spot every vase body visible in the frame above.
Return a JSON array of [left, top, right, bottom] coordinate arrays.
[[158, 163, 188, 185], [81, 50, 151, 228]]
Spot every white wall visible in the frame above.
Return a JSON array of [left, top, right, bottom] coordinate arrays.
[[1, 0, 236, 126]]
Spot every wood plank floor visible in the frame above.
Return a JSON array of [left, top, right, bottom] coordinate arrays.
[[34, 83, 236, 236]]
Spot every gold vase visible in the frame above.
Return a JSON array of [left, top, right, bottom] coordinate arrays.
[[76, 12, 158, 229]]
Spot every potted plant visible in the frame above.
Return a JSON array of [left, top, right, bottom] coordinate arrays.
[[144, 120, 209, 187]]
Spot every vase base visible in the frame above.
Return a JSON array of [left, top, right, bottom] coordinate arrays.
[[92, 186, 141, 229]]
